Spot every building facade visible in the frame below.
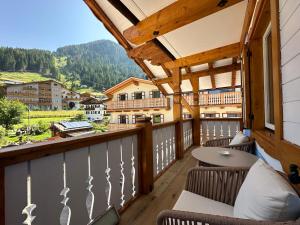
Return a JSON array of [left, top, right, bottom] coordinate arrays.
[[80, 97, 106, 122], [104, 77, 172, 125], [3, 80, 83, 110]]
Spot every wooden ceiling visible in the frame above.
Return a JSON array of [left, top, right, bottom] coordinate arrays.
[[85, 0, 251, 94]]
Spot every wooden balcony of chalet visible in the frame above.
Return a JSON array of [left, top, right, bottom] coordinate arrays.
[[0, 116, 242, 225], [106, 97, 170, 112]]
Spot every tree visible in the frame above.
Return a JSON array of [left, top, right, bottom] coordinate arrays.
[[0, 98, 26, 129]]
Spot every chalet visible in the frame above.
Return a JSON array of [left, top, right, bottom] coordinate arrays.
[[104, 77, 171, 126], [1, 1, 300, 225], [80, 97, 106, 122]]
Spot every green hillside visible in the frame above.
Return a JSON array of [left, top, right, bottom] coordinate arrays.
[[0, 40, 145, 91]]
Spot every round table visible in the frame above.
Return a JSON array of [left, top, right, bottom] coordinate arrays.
[[192, 147, 258, 168]]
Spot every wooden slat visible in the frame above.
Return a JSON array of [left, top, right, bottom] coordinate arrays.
[[231, 58, 237, 87], [164, 43, 240, 69], [209, 63, 216, 89], [240, 0, 257, 50], [123, 0, 244, 45], [155, 63, 241, 84]]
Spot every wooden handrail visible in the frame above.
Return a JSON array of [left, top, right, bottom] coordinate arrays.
[[153, 121, 177, 129], [200, 117, 242, 121], [0, 127, 142, 167]]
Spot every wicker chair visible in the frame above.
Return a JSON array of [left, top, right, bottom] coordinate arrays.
[[204, 137, 255, 154], [157, 167, 300, 225]]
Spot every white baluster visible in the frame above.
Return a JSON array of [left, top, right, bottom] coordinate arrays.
[[105, 143, 112, 208], [22, 161, 36, 225], [165, 139, 169, 165], [220, 124, 224, 137], [60, 154, 71, 225], [131, 136, 136, 197], [86, 148, 94, 222], [228, 124, 231, 137], [236, 124, 239, 134], [213, 124, 216, 140], [200, 124, 203, 146], [120, 140, 125, 207], [206, 124, 210, 140]]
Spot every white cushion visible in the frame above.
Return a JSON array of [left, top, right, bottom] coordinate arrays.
[[173, 190, 233, 217], [229, 131, 249, 146], [234, 159, 300, 221]]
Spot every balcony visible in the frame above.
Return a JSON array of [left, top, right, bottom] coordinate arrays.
[[0, 117, 242, 225], [106, 97, 170, 111], [184, 92, 242, 106]]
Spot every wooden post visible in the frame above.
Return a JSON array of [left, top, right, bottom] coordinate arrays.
[[135, 117, 154, 194], [172, 68, 184, 159], [191, 76, 200, 146]]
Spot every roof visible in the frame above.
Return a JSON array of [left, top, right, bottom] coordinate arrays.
[[80, 97, 105, 104], [104, 77, 154, 95], [53, 121, 93, 132], [4, 79, 65, 88], [85, 0, 248, 94]]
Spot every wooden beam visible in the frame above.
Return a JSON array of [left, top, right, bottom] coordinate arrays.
[[155, 63, 241, 84], [240, 0, 257, 50], [164, 43, 240, 69], [231, 58, 238, 87], [181, 97, 194, 115], [209, 63, 216, 89], [84, 0, 169, 96], [123, 0, 244, 45], [191, 76, 201, 146]]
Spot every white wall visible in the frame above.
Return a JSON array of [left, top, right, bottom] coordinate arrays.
[[280, 0, 300, 146]]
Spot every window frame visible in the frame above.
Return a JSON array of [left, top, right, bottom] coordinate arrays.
[[262, 22, 275, 130]]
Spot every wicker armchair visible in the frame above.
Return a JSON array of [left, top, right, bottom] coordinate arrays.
[[157, 167, 300, 225], [204, 137, 255, 154]]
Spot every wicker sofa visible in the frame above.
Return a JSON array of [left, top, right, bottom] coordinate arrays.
[[157, 166, 300, 225], [204, 137, 255, 154]]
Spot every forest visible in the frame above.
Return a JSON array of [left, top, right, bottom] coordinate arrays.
[[0, 40, 144, 91]]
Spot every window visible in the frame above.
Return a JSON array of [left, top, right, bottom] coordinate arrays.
[[133, 91, 145, 100], [201, 113, 220, 118], [118, 115, 128, 124], [152, 114, 164, 124], [118, 93, 127, 101], [132, 114, 145, 124], [150, 90, 161, 98], [222, 113, 241, 118], [263, 23, 275, 130]]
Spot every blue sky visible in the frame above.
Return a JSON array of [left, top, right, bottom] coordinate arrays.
[[0, 0, 116, 51]]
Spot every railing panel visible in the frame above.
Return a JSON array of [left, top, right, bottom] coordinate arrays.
[[200, 119, 241, 145], [5, 162, 27, 225], [31, 154, 64, 225], [152, 124, 176, 178], [90, 143, 108, 218], [3, 132, 139, 225], [183, 120, 193, 151]]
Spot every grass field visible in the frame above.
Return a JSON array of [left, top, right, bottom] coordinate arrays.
[[25, 110, 83, 118], [0, 72, 50, 84]]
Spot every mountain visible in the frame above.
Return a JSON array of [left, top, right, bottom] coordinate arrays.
[[0, 40, 145, 91]]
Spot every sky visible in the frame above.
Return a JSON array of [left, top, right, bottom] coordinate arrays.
[[0, 0, 117, 51]]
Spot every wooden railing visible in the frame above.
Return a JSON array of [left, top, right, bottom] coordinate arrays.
[[0, 129, 141, 225], [183, 119, 193, 151], [184, 92, 242, 106], [200, 118, 243, 145], [0, 119, 195, 225], [106, 97, 170, 111]]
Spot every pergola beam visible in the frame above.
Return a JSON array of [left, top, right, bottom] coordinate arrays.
[[84, 0, 169, 96], [231, 58, 238, 87], [209, 63, 216, 89], [164, 43, 240, 69], [123, 0, 244, 45], [155, 63, 241, 85]]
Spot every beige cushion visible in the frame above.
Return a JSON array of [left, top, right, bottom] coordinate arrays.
[[173, 190, 233, 217], [234, 159, 300, 221], [229, 131, 249, 146]]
